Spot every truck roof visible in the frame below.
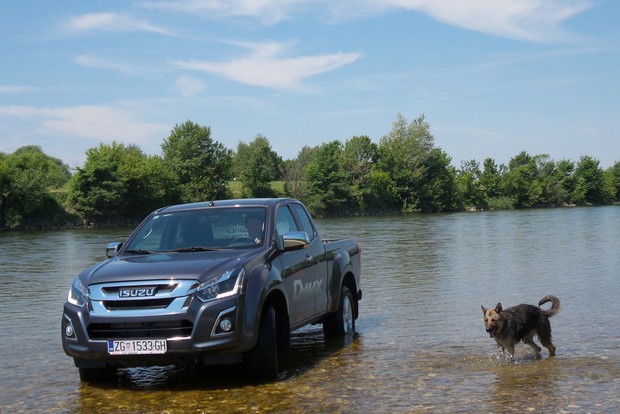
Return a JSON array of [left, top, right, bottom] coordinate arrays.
[[156, 198, 294, 213]]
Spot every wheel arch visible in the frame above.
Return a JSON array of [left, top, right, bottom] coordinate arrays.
[[262, 288, 290, 357], [342, 271, 359, 319]]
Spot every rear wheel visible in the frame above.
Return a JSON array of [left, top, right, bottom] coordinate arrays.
[[323, 286, 355, 338], [78, 366, 116, 383], [248, 304, 279, 379]]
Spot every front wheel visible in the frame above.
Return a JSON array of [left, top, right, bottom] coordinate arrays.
[[323, 286, 355, 338], [247, 304, 279, 379]]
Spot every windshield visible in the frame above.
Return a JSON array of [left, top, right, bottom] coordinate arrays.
[[124, 207, 266, 252]]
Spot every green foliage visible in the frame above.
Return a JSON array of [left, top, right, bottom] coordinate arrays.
[[573, 156, 614, 205], [232, 141, 252, 179], [0, 146, 71, 229], [608, 161, 620, 201], [283, 145, 319, 201], [456, 152, 617, 210], [304, 141, 351, 216], [377, 114, 457, 212], [480, 158, 502, 199], [340, 135, 387, 213], [420, 148, 458, 212], [456, 160, 488, 210], [3, 116, 619, 231], [68, 142, 179, 223], [161, 120, 233, 202], [502, 151, 544, 208], [237, 135, 282, 198]]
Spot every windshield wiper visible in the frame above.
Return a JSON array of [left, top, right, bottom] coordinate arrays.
[[170, 246, 222, 252], [124, 249, 153, 255]]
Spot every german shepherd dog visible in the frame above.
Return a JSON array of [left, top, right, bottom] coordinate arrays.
[[482, 295, 560, 360]]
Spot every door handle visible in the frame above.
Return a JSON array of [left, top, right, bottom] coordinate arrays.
[[305, 255, 313, 264]]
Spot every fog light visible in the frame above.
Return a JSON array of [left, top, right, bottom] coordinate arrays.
[[65, 324, 74, 337], [219, 318, 233, 332]]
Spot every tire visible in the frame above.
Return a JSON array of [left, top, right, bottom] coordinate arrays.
[[248, 305, 279, 379], [323, 286, 355, 338], [78, 366, 116, 383]]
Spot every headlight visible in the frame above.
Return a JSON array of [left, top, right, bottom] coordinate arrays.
[[67, 277, 88, 307], [195, 269, 245, 303]]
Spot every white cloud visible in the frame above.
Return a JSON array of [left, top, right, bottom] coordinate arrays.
[[0, 85, 38, 94], [172, 41, 361, 90], [175, 76, 206, 97], [144, 0, 591, 42], [75, 54, 137, 74], [355, 0, 592, 42], [143, 0, 299, 25], [64, 12, 171, 35], [0, 105, 167, 146]]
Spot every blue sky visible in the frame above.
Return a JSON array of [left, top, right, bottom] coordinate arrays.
[[1, 0, 618, 169]]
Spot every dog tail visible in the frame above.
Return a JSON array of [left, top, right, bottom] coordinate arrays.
[[539, 295, 560, 317]]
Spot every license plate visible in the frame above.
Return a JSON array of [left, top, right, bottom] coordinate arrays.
[[107, 339, 167, 355]]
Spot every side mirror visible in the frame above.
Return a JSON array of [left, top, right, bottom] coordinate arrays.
[[106, 242, 123, 258], [280, 231, 310, 251]]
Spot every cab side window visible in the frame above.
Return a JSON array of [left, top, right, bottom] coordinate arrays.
[[291, 203, 316, 240], [275, 206, 298, 235]]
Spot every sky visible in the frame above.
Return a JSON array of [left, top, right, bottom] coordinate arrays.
[[1, 0, 619, 170]]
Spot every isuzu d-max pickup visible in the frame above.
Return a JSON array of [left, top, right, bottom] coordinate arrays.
[[61, 198, 361, 381]]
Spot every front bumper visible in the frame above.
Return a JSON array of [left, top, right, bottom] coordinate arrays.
[[61, 293, 247, 368]]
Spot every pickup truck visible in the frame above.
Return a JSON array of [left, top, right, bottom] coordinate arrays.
[[61, 198, 362, 381]]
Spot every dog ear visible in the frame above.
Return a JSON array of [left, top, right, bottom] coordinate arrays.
[[481, 305, 487, 313], [495, 303, 503, 313]]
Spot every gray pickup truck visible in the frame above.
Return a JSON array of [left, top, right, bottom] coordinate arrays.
[[61, 198, 361, 381]]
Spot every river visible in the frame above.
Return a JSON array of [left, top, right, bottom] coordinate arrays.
[[0, 207, 619, 413]]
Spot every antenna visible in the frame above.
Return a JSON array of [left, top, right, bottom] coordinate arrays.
[[209, 182, 223, 206]]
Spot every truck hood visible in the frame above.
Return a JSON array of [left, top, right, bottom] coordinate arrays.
[[80, 250, 258, 285]]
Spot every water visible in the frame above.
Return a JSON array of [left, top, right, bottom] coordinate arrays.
[[1, 207, 619, 413]]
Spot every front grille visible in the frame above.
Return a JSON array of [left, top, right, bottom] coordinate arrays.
[[102, 298, 175, 310], [89, 279, 198, 315], [88, 320, 193, 339], [101, 283, 179, 295]]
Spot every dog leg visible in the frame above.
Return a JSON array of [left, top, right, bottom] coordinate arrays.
[[504, 344, 516, 362], [539, 337, 556, 357], [523, 337, 542, 356]]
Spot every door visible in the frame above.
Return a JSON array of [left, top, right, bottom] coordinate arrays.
[[290, 202, 328, 315], [277, 205, 318, 325]]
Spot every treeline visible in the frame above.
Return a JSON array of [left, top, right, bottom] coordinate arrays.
[[1, 115, 619, 230]]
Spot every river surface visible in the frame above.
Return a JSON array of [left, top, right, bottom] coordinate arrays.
[[1, 207, 619, 413]]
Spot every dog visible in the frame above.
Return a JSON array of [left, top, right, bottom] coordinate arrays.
[[481, 295, 560, 360]]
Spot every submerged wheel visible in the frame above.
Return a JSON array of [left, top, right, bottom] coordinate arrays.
[[248, 304, 279, 379], [78, 366, 116, 383], [323, 286, 355, 338]]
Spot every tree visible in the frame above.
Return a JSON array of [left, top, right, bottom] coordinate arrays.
[[535, 155, 565, 207], [161, 120, 233, 202], [117, 151, 180, 217], [238, 135, 282, 198], [377, 114, 457, 212], [68, 142, 178, 224], [232, 141, 252, 179], [304, 141, 350, 216], [340, 135, 384, 212], [68, 143, 133, 221], [608, 161, 620, 201], [502, 151, 544, 208], [554, 159, 576, 205], [457, 160, 487, 210], [0, 146, 71, 229], [480, 158, 502, 199], [284, 145, 320, 201], [573, 156, 614, 205]]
